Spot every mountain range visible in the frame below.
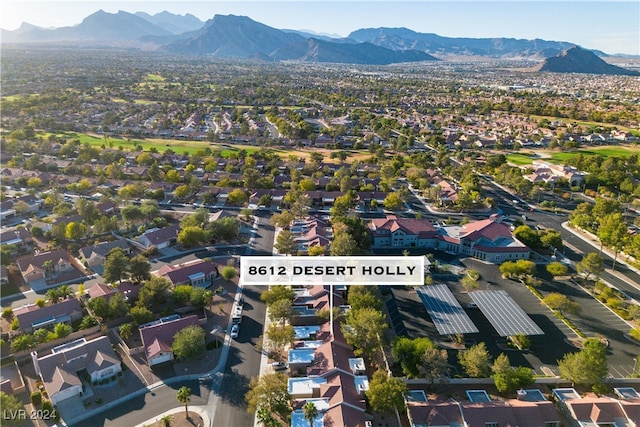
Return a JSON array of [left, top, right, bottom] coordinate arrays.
[[1, 10, 637, 72]]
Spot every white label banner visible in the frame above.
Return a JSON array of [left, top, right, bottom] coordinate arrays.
[[240, 256, 424, 285]]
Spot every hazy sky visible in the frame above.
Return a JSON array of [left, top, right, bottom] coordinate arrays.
[[1, 1, 638, 55]]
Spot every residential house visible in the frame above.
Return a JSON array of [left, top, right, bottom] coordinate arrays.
[[407, 388, 561, 427], [79, 240, 132, 268], [290, 217, 332, 254], [87, 283, 116, 300], [156, 260, 219, 288], [0, 227, 33, 250], [553, 388, 637, 427], [31, 337, 121, 405], [614, 387, 640, 423], [16, 249, 75, 284], [137, 224, 180, 249], [0, 195, 43, 221], [95, 201, 118, 215], [15, 299, 83, 333], [286, 285, 369, 427], [526, 160, 585, 187], [139, 314, 200, 366]]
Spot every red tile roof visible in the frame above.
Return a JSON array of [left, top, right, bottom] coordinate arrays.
[[139, 315, 200, 362]]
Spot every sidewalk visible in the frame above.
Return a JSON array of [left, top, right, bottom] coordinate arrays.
[[561, 221, 640, 282], [134, 405, 211, 427]]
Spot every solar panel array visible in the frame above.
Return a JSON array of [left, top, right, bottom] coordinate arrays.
[[417, 285, 479, 335], [469, 290, 544, 337]]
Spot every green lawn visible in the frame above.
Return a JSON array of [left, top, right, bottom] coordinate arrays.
[[506, 153, 535, 165], [548, 145, 640, 162], [145, 73, 166, 82], [43, 132, 267, 156]]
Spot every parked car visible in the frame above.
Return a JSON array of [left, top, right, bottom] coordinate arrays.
[[271, 361, 287, 371], [230, 324, 239, 338]]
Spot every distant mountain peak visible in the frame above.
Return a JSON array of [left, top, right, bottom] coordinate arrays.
[[537, 45, 639, 75]]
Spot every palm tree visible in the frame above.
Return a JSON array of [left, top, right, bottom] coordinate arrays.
[[159, 414, 172, 427], [303, 401, 318, 427], [176, 386, 191, 419], [43, 260, 53, 280], [256, 407, 277, 427]]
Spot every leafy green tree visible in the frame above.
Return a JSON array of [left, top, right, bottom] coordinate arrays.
[[274, 230, 297, 255], [172, 285, 194, 306], [383, 192, 403, 211], [261, 286, 295, 306], [121, 205, 144, 228], [342, 307, 387, 359], [181, 208, 209, 228], [88, 296, 110, 320], [103, 248, 129, 283], [597, 212, 628, 270], [330, 232, 357, 256], [172, 325, 206, 360], [420, 347, 449, 384], [245, 373, 291, 419], [227, 188, 248, 206], [365, 370, 407, 415], [34, 328, 49, 343], [256, 407, 279, 427], [270, 211, 295, 229], [210, 217, 240, 241], [576, 252, 604, 281], [108, 292, 130, 319], [119, 323, 133, 341], [176, 386, 192, 419], [290, 193, 311, 219], [347, 285, 381, 311], [65, 221, 87, 241], [54, 323, 71, 339], [307, 245, 326, 256], [129, 255, 151, 283], [10, 334, 38, 352], [189, 288, 211, 308], [458, 342, 491, 378], [137, 276, 172, 308], [514, 225, 542, 250], [546, 262, 569, 277], [542, 292, 580, 315], [178, 226, 207, 248], [540, 230, 563, 249], [130, 306, 154, 325], [266, 323, 294, 356], [268, 299, 294, 325], [491, 353, 534, 393], [221, 265, 237, 281], [558, 338, 608, 391], [391, 337, 438, 378], [1, 391, 27, 426]]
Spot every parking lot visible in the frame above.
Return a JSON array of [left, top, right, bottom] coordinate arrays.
[[386, 255, 639, 378]]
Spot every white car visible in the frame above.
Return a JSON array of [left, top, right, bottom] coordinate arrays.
[[271, 361, 287, 371], [230, 324, 239, 338]]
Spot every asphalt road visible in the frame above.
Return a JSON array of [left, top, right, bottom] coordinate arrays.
[[211, 285, 266, 427], [482, 180, 640, 302], [78, 379, 209, 427], [212, 212, 273, 426]]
